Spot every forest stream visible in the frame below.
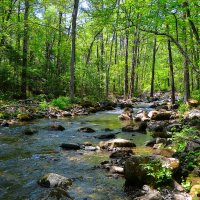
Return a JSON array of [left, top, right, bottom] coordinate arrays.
[[0, 107, 153, 200]]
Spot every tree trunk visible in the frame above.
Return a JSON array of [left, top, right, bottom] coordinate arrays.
[[183, 12, 190, 102], [57, 11, 62, 74], [167, 39, 175, 104], [124, 31, 129, 99], [150, 37, 157, 97], [130, 28, 139, 98], [70, 0, 79, 101], [106, 32, 115, 98], [21, 0, 29, 99]]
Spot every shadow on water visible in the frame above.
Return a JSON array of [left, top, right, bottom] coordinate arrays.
[[0, 109, 152, 199]]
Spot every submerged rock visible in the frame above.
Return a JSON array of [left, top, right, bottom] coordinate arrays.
[[96, 133, 116, 139], [78, 127, 95, 133], [99, 138, 136, 150], [23, 128, 37, 135], [60, 143, 80, 150], [38, 173, 72, 189], [49, 124, 65, 131], [46, 188, 73, 200], [104, 128, 113, 132]]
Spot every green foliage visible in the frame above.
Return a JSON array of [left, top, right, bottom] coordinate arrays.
[[192, 90, 200, 102], [39, 101, 49, 110], [171, 126, 199, 152], [181, 179, 191, 192], [0, 112, 10, 119], [185, 151, 200, 170], [141, 159, 172, 187], [178, 102, 189, 114], [51, 96, 70, 110]]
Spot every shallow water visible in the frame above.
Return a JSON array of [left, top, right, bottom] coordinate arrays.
[[0, 109, 152, 200]]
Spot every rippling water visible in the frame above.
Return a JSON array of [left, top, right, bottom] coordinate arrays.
[[0, 109, 152, 200]]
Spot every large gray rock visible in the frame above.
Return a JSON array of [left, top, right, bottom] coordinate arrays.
[[99, 138, 136, 150], [38, 173, 72, 189]]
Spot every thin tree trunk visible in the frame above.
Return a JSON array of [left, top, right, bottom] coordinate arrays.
[[150, 37, 157, 97], [124, 30, 129, 99], [130, 28, 139, 98], [106, 32, 115, 97], [70, 0, 79, 101], [167, 39, 175, 104], [21, 0, 29, 99], [183, 12, 190, 102], [57, 11, 62, 74]]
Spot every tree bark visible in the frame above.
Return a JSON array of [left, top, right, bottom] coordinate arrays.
[[106, 32, 115, 97], [124, 30, 129, 99], [70, 0, 79, 101], [130, 28, 139, 98], [167, 39, 175, 104], [21, 0, 29, 99], [57, 11, 62, 74], [150, 37, 157, 97], [183, 12, 190, 102]]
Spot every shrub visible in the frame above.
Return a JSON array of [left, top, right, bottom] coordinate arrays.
[[141, 159, 172, 187], [51, 96, 70, 110], [171, 126, 199, 152], [178, 102, 189, 114], [39, 100, 49, 110], [192, 90, 200, 102]]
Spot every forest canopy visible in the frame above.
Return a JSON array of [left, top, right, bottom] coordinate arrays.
[[0, 0, 199, 102]]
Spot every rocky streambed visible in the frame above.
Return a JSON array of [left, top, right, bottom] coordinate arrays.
[[0, 99, 200, 199]]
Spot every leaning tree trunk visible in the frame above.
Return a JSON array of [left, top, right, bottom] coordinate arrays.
[[150, 37, 157, 97], [21, 0, 29, 99], [70, 0, 79, 101]]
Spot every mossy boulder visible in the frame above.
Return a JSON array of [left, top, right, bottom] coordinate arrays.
[[17, 113, 33, 121]]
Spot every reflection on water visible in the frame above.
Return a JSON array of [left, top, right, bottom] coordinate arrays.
[[0, 109, 152, 199]]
